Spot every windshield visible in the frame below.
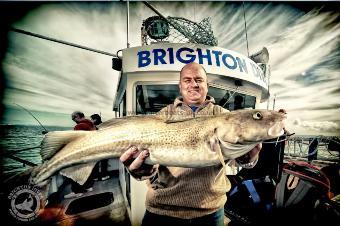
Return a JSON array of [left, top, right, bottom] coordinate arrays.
[[135, 84, 256, 114]]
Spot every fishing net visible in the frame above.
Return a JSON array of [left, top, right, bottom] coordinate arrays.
[[142, 16, 218, 46]]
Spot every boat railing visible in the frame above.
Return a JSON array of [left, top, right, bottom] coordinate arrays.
[[284, 135, 339, 166]]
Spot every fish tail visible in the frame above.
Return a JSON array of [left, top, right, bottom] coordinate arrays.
[[41, 130, 89, 161], [29, 163, 49, 186]]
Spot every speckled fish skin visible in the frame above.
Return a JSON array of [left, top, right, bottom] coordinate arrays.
[[31, 109, 286, 185]]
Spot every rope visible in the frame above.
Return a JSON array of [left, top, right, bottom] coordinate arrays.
[[262, 133, 295, 144], [11, 28, 118, 57], [214, 139, 227, 183], [222, 86, 240, 108]]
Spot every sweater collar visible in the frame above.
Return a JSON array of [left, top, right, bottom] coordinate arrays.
[[174, 95, 216, 108]]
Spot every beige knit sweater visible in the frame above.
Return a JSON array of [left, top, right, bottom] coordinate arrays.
[[142, 96, 232, 219]]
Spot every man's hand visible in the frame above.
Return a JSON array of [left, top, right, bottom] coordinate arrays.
[[248, 143, 262, 162], [120, 146, 154, 177]]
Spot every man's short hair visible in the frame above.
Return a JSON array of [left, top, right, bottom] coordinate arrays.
[[72, 111, 84, 119], [179, 62, 207, 78], [90, 113, 102, 125]]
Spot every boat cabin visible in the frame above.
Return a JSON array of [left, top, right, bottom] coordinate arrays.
[[113, 42, 270, 226]]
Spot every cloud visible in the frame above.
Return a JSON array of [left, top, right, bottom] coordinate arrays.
[[1, 2, 339, 136], [293, 118, 339, 132]]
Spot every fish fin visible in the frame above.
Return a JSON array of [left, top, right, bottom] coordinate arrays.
[[28, 163, 53, 187], [59, 162, 97, 186], [41, 131, 89, 161], [98, 115, 160, 129], [164, 117, 199, 124], [97, 118, 127, 129]]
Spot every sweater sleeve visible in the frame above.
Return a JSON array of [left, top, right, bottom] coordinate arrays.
[[155, 105, 173, 120], [213, 104, 230, 115]]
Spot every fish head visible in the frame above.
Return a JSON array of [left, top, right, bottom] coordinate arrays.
[[217, 109, 286, 144]]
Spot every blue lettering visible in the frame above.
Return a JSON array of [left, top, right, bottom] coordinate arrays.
[[167, 48, 174, 64], [197, 48, 212, 65], [137, 51, 151, 67], [236, 57, 248, 73], [212, 50, 222, 66], [222, 54, 237, 70], [137, 48, 258, 78], [176, 47, 196, 64], [152, 49, 167, 65]]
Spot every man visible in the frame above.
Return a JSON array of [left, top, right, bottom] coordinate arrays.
[[90, 113, 109, 180], [90, 113, 102, 130], [64, 111, 96, 198], [120, 62, 262, 226], [71, 111, 96, 131]]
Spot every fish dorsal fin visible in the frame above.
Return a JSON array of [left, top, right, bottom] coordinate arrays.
[[97, 118, 127, 129], [165, 117, 200, 124], [98, 115, 160, 129], [41, 131, 89, 161], [59, 162, 97, 185]]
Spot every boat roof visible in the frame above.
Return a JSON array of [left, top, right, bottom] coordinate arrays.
[[113, 43, 269, 111]]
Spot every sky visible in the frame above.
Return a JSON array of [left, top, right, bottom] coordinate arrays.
[[0, 1, 339, 136]]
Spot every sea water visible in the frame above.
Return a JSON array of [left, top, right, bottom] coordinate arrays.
[[0, 125, 71, 178]]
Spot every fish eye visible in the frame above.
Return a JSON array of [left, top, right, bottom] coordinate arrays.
[[253, 112, 263, 120]]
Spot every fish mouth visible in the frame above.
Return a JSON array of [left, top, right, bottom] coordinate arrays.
[[268, 122, 285, 137]]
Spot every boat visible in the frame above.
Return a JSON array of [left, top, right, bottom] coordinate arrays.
[[2, 2, 339, 226]]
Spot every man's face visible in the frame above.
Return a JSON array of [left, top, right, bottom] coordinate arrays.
[[179, 64, 208, 106], [91, 118, 98, 125]]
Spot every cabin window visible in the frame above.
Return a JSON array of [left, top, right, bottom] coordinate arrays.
[[135, 84, 256, 114], [136, 84, 179, 114], [208, 87, 256, 110]]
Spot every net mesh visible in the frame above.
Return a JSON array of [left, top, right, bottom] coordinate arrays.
[[142, 16, 218, 46]]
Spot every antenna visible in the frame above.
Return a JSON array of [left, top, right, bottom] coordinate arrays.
[[242, 2, 250, 57], [127, 0, 130, 48]]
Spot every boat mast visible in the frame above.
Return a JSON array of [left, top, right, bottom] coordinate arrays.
[[242, 1, 250, 57], [127, 0, 130, 48]]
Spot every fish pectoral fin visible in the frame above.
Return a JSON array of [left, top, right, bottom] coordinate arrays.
[[59, 162, 97, 186], [41, 131, 89, 161]]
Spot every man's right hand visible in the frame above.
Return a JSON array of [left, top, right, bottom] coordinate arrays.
[[120, 146, 154, 177]]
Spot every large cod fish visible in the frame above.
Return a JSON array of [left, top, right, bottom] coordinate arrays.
[[30, 109, 286, 186]]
